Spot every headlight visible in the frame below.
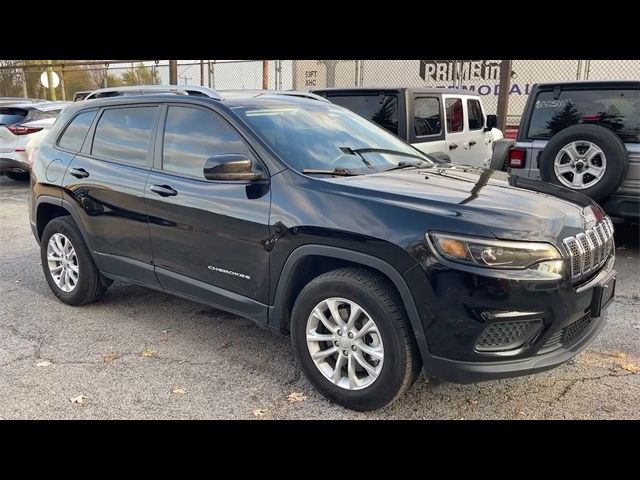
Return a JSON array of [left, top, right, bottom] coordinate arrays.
[[429, 233, 562, 270]]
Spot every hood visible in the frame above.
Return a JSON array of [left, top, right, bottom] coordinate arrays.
[[322, 165, 602, 242]]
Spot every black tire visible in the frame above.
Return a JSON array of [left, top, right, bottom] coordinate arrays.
[[290, 267, 421, 411], [539, 124, 628, 201], [40, 216, 108, 306], [5, 172, 29, 182]]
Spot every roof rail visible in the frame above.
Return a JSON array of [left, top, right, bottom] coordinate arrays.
[[218, 90, 330, 102], [84, 85, 223, 100]]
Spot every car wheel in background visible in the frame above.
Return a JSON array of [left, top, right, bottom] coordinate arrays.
[[539, 124, 628, 201], [5, 172, 30, 182]]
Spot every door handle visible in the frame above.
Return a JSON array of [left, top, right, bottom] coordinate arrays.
[[70, 168, 89, 179], [449, 143, 458, 150], [469, 140, 477, 146], [150, 184, 178, 197]]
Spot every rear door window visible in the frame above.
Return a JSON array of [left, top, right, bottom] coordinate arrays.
[[91, 106, 157, 166], [528, 89, 640, 143], [0, 107, 29, 126], [58, 111, 98, 152], [414, 97, 441, 136], [445, 98, 464, 133], [467, 99, 484, 130], [322, 93, 399, 135]]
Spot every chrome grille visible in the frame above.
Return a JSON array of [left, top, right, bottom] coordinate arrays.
[[563, 217, 614, 279]]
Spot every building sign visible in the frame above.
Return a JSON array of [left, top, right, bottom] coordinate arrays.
[[419, 60, 501, 82]]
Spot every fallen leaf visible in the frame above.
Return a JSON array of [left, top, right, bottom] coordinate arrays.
[[70, 395, 86, 405], [36, 360, 52, 367], [102, 352, 120, 363], [613, 351, 626, 359], [162, 329, 172, 334], [252, 408, 267, 417], [466, 398, 478, 405], [287, 392, 307, 403], [621, 363, 639, 374], [172, 385, 187, 394], [517, 411, 526, 416], [141, 348, 158, 358]]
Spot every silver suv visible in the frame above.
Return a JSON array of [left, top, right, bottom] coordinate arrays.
[[491, 81, 640, 219]]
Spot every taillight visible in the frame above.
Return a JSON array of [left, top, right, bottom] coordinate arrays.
[[7, 125, 43, 136], [507, 147, 526, 168]]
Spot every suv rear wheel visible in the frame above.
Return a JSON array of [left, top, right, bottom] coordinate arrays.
[[41, 216, 109, 306], [539, 124, 628, 201], [290, 267, 421, 410]]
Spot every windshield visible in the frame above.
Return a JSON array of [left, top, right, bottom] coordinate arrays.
[[236, 103, 434, 173]]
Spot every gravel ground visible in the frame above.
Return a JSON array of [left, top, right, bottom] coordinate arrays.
[[1, 175, 638, 419]]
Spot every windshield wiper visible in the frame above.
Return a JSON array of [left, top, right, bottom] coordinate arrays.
[[380, 160, 433, 172], [346, 147, 429, 162], [302, 167, 361, 176]]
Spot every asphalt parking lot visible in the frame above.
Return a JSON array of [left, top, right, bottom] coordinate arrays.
[[1, 175, 639, 419]]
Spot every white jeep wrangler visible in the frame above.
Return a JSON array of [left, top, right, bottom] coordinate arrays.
[[312, 87, 503, 167]]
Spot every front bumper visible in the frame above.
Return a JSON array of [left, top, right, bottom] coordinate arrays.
[[410, 252, 616, 383], [0, 156, 30, 174], [422, 307, 608, 383]]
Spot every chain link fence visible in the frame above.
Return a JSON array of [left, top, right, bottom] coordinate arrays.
[[1, 59, 638, 126]]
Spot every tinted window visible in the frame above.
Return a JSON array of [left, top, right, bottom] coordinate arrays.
[[528, 89, 640, 142], [467, 99, 484, 130], [0, 107, 28, 126], [414, 97, 441, 136], [162, 106, 252, 177], [445, 98, 464, 133], [58, 111, 97, 152], [91, 107, 157, 165], [323, 94, 399, 135]]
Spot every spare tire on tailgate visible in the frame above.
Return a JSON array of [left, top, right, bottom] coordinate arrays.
[[539, 124, 628, 202]]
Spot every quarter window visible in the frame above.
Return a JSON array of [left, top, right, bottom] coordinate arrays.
[[321, 94, 399, 136], [445, 98, 464, 133], [414, 97, 441, 136], [91, 107, 157, 166], [162, 106, 253, 178], [467, 99, 484, 130], [58, 111, 97, 152]]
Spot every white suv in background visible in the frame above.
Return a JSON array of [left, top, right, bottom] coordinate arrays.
[[313, 87, 503, 167]]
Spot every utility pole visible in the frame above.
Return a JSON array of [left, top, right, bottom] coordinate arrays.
[[496, 60, 512, 132], [60, 70, 66, 101], [200, 60, 205, 86], [21, 68, 28, 98], [169, 60, 178, 85], [46, 60, 56, 101], [262, 60, 269, 89]]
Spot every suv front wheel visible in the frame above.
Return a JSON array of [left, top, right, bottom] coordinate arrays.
[[290, 267, 421, 410]]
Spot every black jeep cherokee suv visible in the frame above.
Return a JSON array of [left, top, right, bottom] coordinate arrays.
[[30, 93, 617, 410]]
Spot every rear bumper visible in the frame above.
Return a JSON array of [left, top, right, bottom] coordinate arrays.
[[601, 194, 639, 219], [0, 156, 30, 173]]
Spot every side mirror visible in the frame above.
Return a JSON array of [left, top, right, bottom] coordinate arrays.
[[203, 154, 264, 181], [485, 114, 498, 132]]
